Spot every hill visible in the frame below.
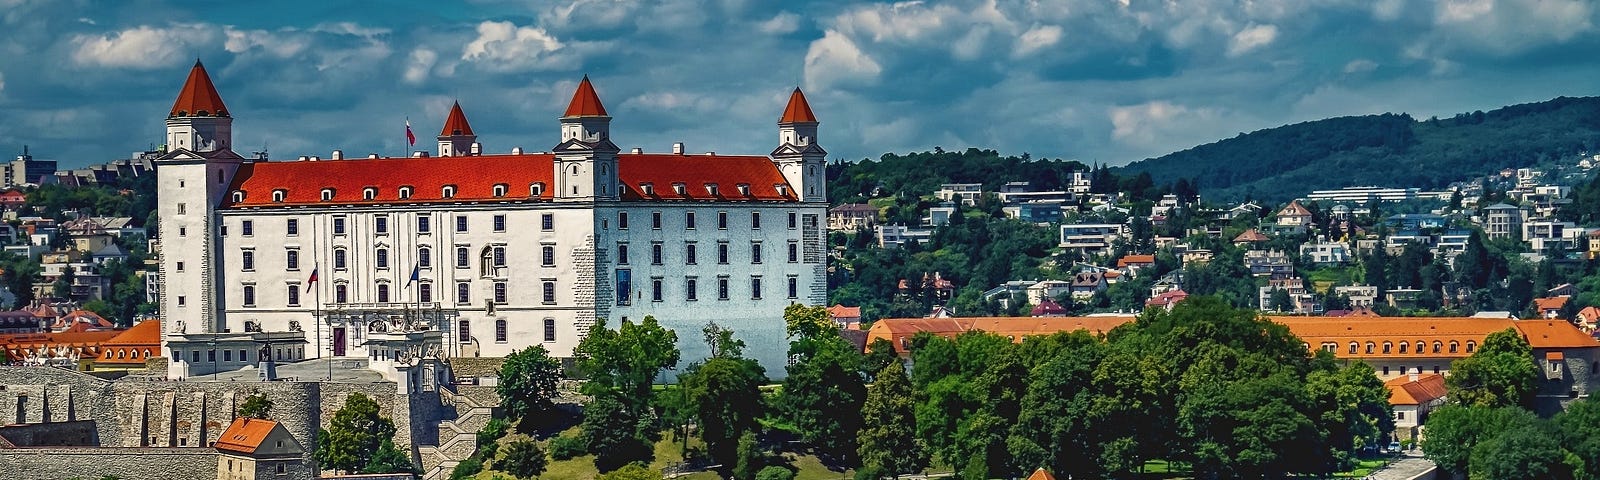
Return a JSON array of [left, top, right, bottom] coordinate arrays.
[[1117, 96, 1600, 202]]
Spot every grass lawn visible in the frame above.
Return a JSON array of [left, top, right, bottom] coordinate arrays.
[[517, 428, 865, 480], [1332, 458, 1390, 478]]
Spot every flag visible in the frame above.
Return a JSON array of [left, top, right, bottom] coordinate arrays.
[[305, 267, 319, 293], [405, 120, 416, 146], [406, 264, 420, 287]]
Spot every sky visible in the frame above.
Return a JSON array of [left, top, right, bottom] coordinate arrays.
[[1, 0, 1598, 169]]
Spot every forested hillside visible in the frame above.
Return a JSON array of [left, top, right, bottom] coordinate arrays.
[[1118, 96, 1600, 202]]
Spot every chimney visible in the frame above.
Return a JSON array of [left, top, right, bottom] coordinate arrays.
[[511, 146, 524, 155], [470, 143, 482, 156], [630, 147, 643, 154], [331, 150, 344, 160], [672, 142, 684, 155], [1408, 368, 1418, 382]]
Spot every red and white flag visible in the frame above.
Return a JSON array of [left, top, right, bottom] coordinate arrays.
[[405, 120, 416, 146]]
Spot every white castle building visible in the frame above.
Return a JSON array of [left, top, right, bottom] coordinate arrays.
[[155, 61, 828, 380]]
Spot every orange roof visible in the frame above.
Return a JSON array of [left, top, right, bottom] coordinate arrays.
[[1280, 200, 1311, 216], [828, 304, 861, 319], [1234, 229, 1270, 242], [1547, 351, 1565, 361], [1116, 254, 1155, 268], [1515, 320, 1599, 349], [865, 316, 1135, 354], [215, 418, 278, 454], [0, 329, 120, 362], [1027, 468, 1058, 480], [779, 88, 818, 123], [1577, 306, 1600, 324], [563, 75, 608, 117], [439, 101, 475, 136], [1533, 296, 1570, 312], [618, 154, 798, 202], [169, 60, 229, 118], [96, 320, 161, 365], [1272, 316, 1514, 359], [1385, 373, 1447, 405]]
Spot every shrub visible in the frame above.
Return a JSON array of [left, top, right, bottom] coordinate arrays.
[[756, 465, 796, 480], [549, 434, 587, 460], [448, 457, 483, 480], [479, 418, 510, 448]]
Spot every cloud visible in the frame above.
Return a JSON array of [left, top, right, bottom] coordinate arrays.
[[1109, 101, 1219, 145], [804, 30, 882, 90], [71, 24, 218, 69], [1227, 23, 1278, 57], [224, 28, 311, 58], [1013, 24, 1063, 58], [759, 12, 800, 35], [460, 21, 570, 72], [0, 70, 5, 95], [404, 48, 437, 85], [1343, 59, 1378, 74]]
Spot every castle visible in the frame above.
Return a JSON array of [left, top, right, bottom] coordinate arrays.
[[153, 61, 830, 379]]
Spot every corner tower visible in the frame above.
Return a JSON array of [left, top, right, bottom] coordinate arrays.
[[553, 76, 620, 201], [771, 88, 826, 202], [438, 101, 478, 157], [165, 60, 233, 153]]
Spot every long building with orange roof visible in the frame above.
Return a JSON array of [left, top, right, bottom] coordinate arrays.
[[90, 319, 161, 371], [865, 315, 1137, 354], [0, 329, 120, 368]]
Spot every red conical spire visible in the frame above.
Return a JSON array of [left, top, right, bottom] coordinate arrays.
[[562, 75, 608, 117], [779, 87, 817, 123], [169, 60, 229, 118], [439, 101, 475, 136]]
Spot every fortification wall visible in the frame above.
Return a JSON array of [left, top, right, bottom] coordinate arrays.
[[0, 446, 218, 480], [0, 420, 99, 446]]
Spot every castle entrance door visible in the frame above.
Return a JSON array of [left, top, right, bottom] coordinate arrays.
[[333, 327, 347, 356]]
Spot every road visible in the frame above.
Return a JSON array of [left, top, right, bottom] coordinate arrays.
[[1370, 453, 1438, 480]]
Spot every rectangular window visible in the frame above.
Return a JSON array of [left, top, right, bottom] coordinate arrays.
[[178, 203, 186, 215], [419, 283, 433, 304], [788, 276, 798, 299], [544, 318, 556, 342], [788, 242, 799, 263], [619, 211, 629, 229], [686, 277, 698, 301], [718, 211, 728, 229], [457, 282, 470, 304], [788, 212, 797, 229], [335, 284, 347, 303], [456, 247, 470, 268], [374, 215, 389, 234], [542, 281, 556, 304], [750, 243, 762, 264], [495, 320, 508, 343], [177, 261, 185, 272], [208, 349, 216, 362], [752, 211, 761, 229], [286, 219, 298, 236], [376, 248, 389, 269], [617, 243, 630, 265], [417, 215, 431, 233], [717, 276, 730, 300], [651, 243, 663, 265], [242, 220, 254, 236], [542, 245, 555, 267], [243, 285, 256, 306], [288, 285, 300, 306], [241, 250, 255, 271], [285, 249, 299, 270], [459, 320, 471, 344], [377, 284, 390, 303], [493, 282, 506, 304], [651, 277, 663, 302], [456, 215, 468, 233], [652, 212, 662, 229], [178, 295, 186, 306], [493, 214, 506, 232], [616, 269, 632, 306], [718, 242, 729, 264], [492, 246, 507, 267], [542, 213, 554, 231], [418, 247, 432, 268], [333, 216, 346, 235], [751, 276, 762, 299], [685, 243, 697, 265], [685, 211, 696, 229], [224, 350, 232, 362]]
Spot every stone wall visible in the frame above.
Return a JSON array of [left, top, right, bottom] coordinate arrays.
[[0, 446, 218, 480], [0, 420, 99, 446]]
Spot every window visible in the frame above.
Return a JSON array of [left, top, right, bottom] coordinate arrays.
[[1449, 341, 1459, 353], [177, 203, 187, 215], [493, 214, 506, 232], [272, 190, 285, 202], [177, 261, 185, 272], [718, 242, 730, 264], [399, 186, 413, 199], [542, 281, 556, 304], [788, 242, 799, 263], [718, 276, 730, 300], [685, 211, 696, 229], [496, 320, 507, 343], [286, 249, 300, 270], [493, 246, 506, 267], [751, 276, 762, 299], [1466, 341, 1476, 353], [457, 282, 470, 304], [459, 320, 471, 343], [651, 243, 663, 265], [1433, 365, 1441, 374], [1400, 342, 1409, 354], [685, 243, 697, 265], [419, 283, 432, 303], [456, 215, 468, 232], [652, 212, 662, 229], [208, 349, 217, 362], [788, 212, 797, 229], [542, 245, 555, 267], [363, 187, 377, 200], [333, 216, 347, 235], [651, 277, 663, 302], [417, 215, 431, 233], [442, 185, 457, 198], [179, 226, 186, 237], [1349, 342, 1358, 354], [616, 269, 632, 306], [494, 282, 507, 304], [544, 318, 556, 342], [335, 284, 348, 303], [750, 243, 762, 264], [376, 248, 389, 269], [242, 220, 254, 236], [718, 211, 728, 229], [242, 250, 255, 271], [243, 285, 256, 306], [686, 277, 698, 301], [541, 213, 554, 231], [1382, 366, 1390, 375], [224, 350, 232, 362], [321, 188, 335, 201], [788, 276, 798, 299], [1382, 342, 1392, 354], [531, 183, 545, 197], [418, 247, 432, 268], [1433, 341, 1442, 353], [1365, 342, 1374, 354], [377, 283, 390, 303], [619, 211, 629, 229], [1415, 341, 1424, 354], [286, 219, 299, 236], [493, 184, 508, 197], [751, 211, 761, 229], [617, 243, 630, 265], [375, 215, 389, 234], [456, 247, 469, 268], [288, 285, 300, 306]]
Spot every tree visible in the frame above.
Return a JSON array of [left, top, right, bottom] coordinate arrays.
[[733, 431, 760, 480], [1446, 328, 1540, 408], [1558, 396, 1600, 479], [496, 345, 563, 432], [497, 439, 548, 479], [858, 362, 927, 478], [1305, 362, 1394, 472], [1422, 405, 1539, 475], [680, 350, 766, 468], [780, 305, 867, 465], [315, 393, 400, 474], [574, 316, 679, 472], [1268, 288, 1294, 312], [595, 463, 664, 480], [1468, 422, 1572, 480], [580, 393, 655, 472], [238, 393, 272, 419], [363, 438, 417, 475]]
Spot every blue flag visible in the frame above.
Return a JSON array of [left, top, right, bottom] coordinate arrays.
[[406, 264, 420, 287]]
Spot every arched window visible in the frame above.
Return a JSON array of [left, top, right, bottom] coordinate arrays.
[[1416, 341, 1425, 354], [321, 188, 335, 201], [273, 190, 287, 202], [442, 185, 457, 198], [1349, 342, 1358, 354], [531, 183, 545, 197], [232, 191, 245, 203], [363, 187, 377, 200], [1449, 341, 1459, 353], [1433, 341, 1443, 353], [418, 247, 431, 268], [493, 184, 508, 197], [1399, 342, 1409, 354], [398, 186, 413, 199], [1466, 341, 1476, 353], [1365, 342, 1375, 354], [1382, 342, 1392, 354]]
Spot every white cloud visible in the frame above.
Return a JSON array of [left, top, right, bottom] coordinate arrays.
[[1013, 24, 1063, 57], [71, 24, 218, 69], [1343, 59, 1378, 74], [951, 25, 990, 60], [404, 48, 437, 85], [1227, 23, 1278, 57], [460, 21, 570, 72], [759, 12, 800, 35], [624, 91, 718, 112], [0, 70, 5, 94], [1109, 101, 1217, 145], [224, 28, 310, 58], [804, 30, 882, 90]]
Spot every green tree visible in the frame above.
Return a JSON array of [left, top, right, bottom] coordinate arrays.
[[363, 438, 417, 475], [1468, 422, 1572, 480], [580, 393, 655, 472], [496, 345, 563, 432], [1557, 396, 1600, 479], [756, 465, 796, 480], [315, 393, 400, 474], [1305, 362, 1395, 472], [497, 439, 548, 479], [858, 362, 927, 478], [779, 305, 867, 465], [680, 348, 766, 468], [238, 393, 272, 419], [1422, 405, 1539, 475], [574, 316, 679, 472], [732, 431, 760, 480], [1446, 328, 1540, 408], [1268, 288, 1294, 312], [595, 463, 664, 480]]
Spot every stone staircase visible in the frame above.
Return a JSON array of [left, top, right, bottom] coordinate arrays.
[[418, 385, 497, 480]]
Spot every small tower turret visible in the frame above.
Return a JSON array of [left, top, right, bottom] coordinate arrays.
[[771, 88, 826, 203], [553, 76, 620, 201], [166, 60, 233, 153], [437, 101, 477, 157]]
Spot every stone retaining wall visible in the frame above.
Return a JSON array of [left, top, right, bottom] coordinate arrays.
[[0, 446, 218, 480]]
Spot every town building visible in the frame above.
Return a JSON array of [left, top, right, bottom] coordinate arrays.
[[1386, 372, 1446, 442], [154, 61, 828, 378], [827, 203, 878, 231], [1482, 203, 1525, 240], [935, 183, 982, 206], [1304, 186, 1423, 204], [5, 146, 58, 187], [1057, 223, 1126, 254]]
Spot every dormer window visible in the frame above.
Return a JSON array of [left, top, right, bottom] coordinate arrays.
[[321, 189, 335, 201], [398, 186, 414, 200], [442, 185, 457, 199], [530, 183, 545, 197], [492, 184, 508, 197], [706, 183, 719, 196], [232, 191, 246, 203], [618, 183, 629, 195], [737, 184, 750, 196], [641, 183, 654, 196], [673, 183, 687, 195], [775, 185, 789, 196], [363, 187, 378, 200], [272, 190, 287, 203]]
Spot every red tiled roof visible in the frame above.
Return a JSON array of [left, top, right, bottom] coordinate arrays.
[[828, 304, 861, 319], [1515, 320, 1599, 349], [1280, 200, 1311, 217], [1031, 298, 1068, 316], [215, 418, 279, 454], [439, 101, 474, 136], [0, 330, 120, 362], [1116, 254, 1155, 268], [1385, 373, 1447, 405], [865, 316, 1136, 354], [169, 60, 229, 118], [1146, 289, 1189, 307], [1027, 468, 1058, 480], [563, 76, 608, 117], [1234, 229, 1270, 242], [97, 320, 160, 365], [1533, 296, 1570, 312], [779, 88, 818, 123], [618, 155, 798, 202]]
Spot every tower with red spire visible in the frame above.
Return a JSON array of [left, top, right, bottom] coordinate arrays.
[[771, 88, 826, 203], [553, 76, 620, 201], [437, 101, 479, 157], [166, 60, 234, 153]]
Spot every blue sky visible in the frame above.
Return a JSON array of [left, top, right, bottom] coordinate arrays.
[[2, 0, 1599, 169]]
